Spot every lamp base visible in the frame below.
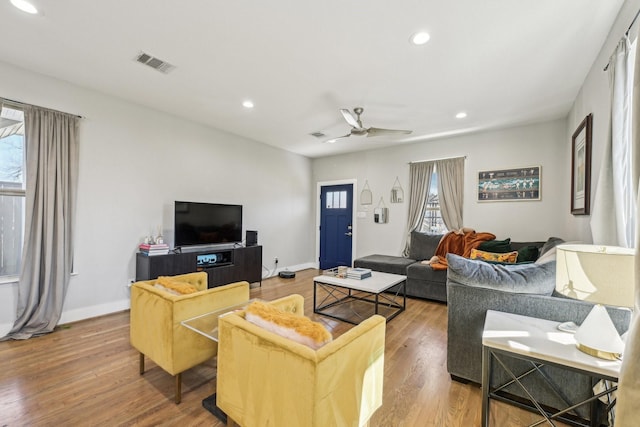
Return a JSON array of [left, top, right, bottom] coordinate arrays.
[[576, 343, 621, 361], [574, 305, 625, 361]]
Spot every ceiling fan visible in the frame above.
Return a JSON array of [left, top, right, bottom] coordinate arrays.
[[327, 107, 412, 143]]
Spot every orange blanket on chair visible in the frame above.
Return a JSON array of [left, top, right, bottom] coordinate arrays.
[[428, 229, 496, 270]]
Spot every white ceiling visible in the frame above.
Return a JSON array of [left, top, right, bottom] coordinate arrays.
[[0, 0, 625, 158]]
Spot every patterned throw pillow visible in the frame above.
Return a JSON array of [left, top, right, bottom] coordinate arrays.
[[470, 248, 518, 264]]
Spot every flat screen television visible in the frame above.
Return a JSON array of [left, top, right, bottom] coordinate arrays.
[[174, 201, 243, 248]]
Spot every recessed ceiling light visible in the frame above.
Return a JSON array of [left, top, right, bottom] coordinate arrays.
[[410, 31, 430, 46], [10, 0, 38, 14], [242, 100, 254, 109], [456, 112, 467, 119], [326, 139, 337, 144]]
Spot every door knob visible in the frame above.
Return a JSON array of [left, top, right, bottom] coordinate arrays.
[[345, 232, 353, 237]]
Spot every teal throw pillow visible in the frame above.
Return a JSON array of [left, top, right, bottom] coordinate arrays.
[[477, 238, 512, 253], [517, 245, 540, 263]]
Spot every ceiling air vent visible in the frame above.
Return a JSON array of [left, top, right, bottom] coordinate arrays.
[[135, 52, 175, 74], [310, 132, 326, 138]]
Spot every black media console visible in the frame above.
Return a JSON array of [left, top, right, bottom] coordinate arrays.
[[135, 245, 262, 288]]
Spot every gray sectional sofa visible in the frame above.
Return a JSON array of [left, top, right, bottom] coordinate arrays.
[[446, 252, 631, 423], [353, 231, 546, 302], [353, 231, 447, 301]]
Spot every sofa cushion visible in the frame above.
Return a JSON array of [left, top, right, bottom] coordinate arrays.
[[406, 262, 447, 282], [535, 237, 565, 265], [446, 253, 556, 295], [409, 232, 443, 260], [353, 255, 414, 275], [539, 237, 565, 257]]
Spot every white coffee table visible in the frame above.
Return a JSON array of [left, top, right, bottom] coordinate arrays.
[[313, 271, 406, 324]]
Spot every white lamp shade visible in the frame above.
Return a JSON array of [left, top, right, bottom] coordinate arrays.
[[555, 244, 635, 308], [574, 305, 625, 359]]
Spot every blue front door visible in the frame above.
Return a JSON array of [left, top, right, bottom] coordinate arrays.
[[319, 184, 353, 270]]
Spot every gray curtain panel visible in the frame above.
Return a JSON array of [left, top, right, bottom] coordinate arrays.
[[1, 106, 79, 340], [402, 161, 434, 257], [435, 157, 464, 231]]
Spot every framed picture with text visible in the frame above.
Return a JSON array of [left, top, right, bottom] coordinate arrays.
[[477, 166, 541, 201], [571, 114, 592, 215]]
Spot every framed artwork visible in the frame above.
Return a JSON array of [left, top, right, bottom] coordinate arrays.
[[478, 166, 541, 201], [571, 114, 592, 215]]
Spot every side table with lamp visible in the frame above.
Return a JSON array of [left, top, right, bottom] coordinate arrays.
[[481, 244, 635, 426], [555, 244, 635, 360]]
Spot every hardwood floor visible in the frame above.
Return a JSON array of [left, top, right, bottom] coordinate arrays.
[[0, 269, 564, 426]]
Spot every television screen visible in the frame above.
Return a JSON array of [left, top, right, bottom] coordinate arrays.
[[174, 201, 243, 247]]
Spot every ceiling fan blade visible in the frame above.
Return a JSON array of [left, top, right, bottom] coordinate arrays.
[[340, 109, 361, 129], [366, 127, 413, 137], [323, 133, 351, 143]]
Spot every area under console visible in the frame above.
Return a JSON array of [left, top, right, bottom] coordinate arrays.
[[136, 245, 262, 288]]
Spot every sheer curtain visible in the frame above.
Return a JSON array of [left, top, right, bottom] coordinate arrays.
[[1, 106, 79, 340], [402, 161, 434, 257], [591, 36, 638, 247], [614, 34, 640, 426], [435, 157, 464, 231]]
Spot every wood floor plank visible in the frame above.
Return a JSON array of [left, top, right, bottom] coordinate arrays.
[[0, 269, 568, 426]]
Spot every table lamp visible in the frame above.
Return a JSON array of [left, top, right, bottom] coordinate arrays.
[[555, 244, 635, 360]]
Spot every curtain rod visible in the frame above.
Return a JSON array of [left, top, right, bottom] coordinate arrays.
[[603, 8, 640, 71], [1, 97, 84, 119], [408, 155, 466, 164]]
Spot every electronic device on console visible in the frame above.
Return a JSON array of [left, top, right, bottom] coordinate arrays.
[[196, 251, 232, 268]]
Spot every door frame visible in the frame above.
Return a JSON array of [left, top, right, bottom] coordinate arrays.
[[316, 179, 357, 269]]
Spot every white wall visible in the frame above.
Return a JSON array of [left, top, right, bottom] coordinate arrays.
[[312, 119, 569, 258], [0, 61, 314, 335], [566, 0, 640, 243]]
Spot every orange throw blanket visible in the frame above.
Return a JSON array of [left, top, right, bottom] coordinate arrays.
[[429, 230, 496, 270]]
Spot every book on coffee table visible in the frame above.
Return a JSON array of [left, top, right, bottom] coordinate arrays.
[[346, 268, 372, 279]]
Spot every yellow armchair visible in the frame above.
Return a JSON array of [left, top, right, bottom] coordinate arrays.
[[217, 294, 386, 427], [130, 272, 250, 403]]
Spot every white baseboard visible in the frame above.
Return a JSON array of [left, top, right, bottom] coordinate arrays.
[[262, 262, 316, 279], [59, 299, 131, 326], [0, 322, 11, 337], [0, 298, 130, 336]]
